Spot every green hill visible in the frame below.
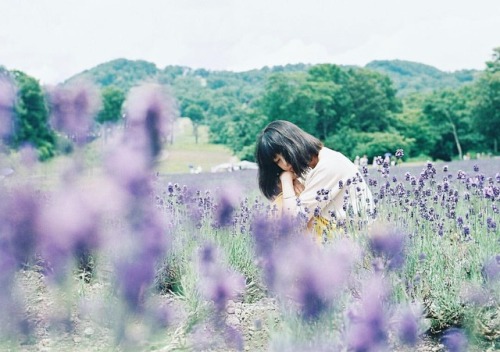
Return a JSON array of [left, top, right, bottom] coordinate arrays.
[[365, 59, 480, 96]]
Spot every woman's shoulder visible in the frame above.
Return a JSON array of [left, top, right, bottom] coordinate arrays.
[[319, 147, 351, 163]]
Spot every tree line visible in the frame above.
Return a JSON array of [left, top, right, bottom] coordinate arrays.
[[1, 48, 498, 162]]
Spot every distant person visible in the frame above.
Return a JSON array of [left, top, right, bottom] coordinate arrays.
[[360, 154, 368, 167], [354, 155, 360, 168], [255, 120, 374, 241]]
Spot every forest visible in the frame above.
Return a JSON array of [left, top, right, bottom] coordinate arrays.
[[1, 47, 499, 163]]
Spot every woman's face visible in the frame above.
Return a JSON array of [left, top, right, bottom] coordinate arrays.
[[273, 153, 293, 172]]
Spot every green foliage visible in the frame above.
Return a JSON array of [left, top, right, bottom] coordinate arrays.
[[325, 128, 415, 160], [344, 67, 402, 132], [72, 58, 159, 92], [367, 59, 480, 97], [421, 87, 479, 161], [473, 47, 500, 153], [96, 86, 125, 124], [11, 70, 56, 160]]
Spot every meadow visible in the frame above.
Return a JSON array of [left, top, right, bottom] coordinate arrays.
[[1, 116, 499, 351]]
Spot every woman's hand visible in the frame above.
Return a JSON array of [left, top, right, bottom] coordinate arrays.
[[279, 171, 295, 197], [280, 171, 304, 197]]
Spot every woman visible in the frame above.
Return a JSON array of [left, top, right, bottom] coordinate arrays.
[[255, 120, 374, 240]]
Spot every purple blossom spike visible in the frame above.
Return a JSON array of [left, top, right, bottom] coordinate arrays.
[[273, 237, 361, 320], [214, 185, 241, 227], [0, 75, 16, 140], [347, 275, 389, 351], [123, 84, 176, 162], [48, 80, 101, 145], [198, 244, 245, 314], [481, 255, 500, 282], [441, 328, 468, 352], [396, 305, 422, 346], [368, 223, 406, 270]]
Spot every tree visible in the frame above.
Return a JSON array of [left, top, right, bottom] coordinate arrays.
[[344, 68, 401, 133], [96, 86, 125, 124], [473, 47, 500, 153], [260, 73, 317, 134], [305, 64, 352, 139], [11, 71, 56, 160], [184, 104, 205, 144], [422, 88, 475, 161]]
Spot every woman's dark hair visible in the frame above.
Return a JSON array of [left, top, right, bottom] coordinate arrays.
[[255, 120, 323, 200]]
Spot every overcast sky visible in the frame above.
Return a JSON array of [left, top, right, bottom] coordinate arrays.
[[1, 0, 499, 85]]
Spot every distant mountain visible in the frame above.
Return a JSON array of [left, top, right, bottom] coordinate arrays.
[[365, 60, 480, 96], [65, 58, 481, 98], [67, 58, 310, 92]]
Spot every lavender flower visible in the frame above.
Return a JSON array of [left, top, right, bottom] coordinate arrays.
[[273, 237, 360, 320], [396, 305, 422, 346], [395, 149, 404, 158], [441, 328, 468, 352], [0, 76, 16, 140], [48, 80, 101, 145], [123, 84, 176, 162], [368, 223, 406, 270], [214, 185, 241, 227], [347, 275, 389, 351], [481, 255, 500, 282], [198, 244, 245, 313]]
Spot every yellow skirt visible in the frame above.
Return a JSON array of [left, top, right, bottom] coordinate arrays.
[[272, 193, 337, 243]]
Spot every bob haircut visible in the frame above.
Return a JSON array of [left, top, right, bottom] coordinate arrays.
[[255, 120, 323, 200]]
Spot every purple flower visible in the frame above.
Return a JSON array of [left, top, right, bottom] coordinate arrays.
[[123, 84, 176, 162], [396, 305, 422, 346], [48, 80, 101, 144], [368, 224, 406, 270], [0, 75, 16, 140], [441, 328, 468, 352], [214, 185, 241, 227], [116, 255, 155, 311], [347, 275, 389, 351], [473, 164, 479, 172], [37, 186, 102, 280], [481, 255, 500, 282], [0, 187, 40, 267], [395, 149, 404, 158], [273, 237, 360, 320], [198, 244, 245, 313], [486, 217, 497, 231]]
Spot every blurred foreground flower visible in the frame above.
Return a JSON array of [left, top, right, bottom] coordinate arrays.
[[48, 80, 101, 145], [347, 275, 390, 351], [123, 83, 176, 163], [441, 328, 468, 352], [368, 223, 406, 271], [0, 75, 16, 140], [273, 236, 361, 320], [198, 243, 245, 314]]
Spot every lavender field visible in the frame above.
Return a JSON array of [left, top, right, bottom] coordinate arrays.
[[0, 83, 499, 351]]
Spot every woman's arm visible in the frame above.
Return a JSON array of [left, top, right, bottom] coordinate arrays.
[[279, 171, 301, 215]]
